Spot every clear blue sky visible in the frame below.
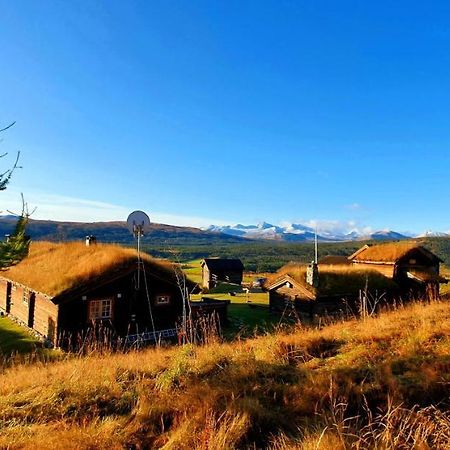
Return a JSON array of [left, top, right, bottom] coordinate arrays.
[[1, 1, 449, 233]]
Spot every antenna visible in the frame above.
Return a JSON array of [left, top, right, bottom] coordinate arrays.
[[127, 211, 151, 289], [126, 210, 156, 338], [314, 224, 318, 264], [127, 210, 151, 239]]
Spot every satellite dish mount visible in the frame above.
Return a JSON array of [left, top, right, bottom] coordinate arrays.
[[127, 210, 151, 289]]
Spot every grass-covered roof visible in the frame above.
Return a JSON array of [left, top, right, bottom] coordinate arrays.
[[267, 262, 398, 297], [2, 241, 189, 298], [349, 242, 438, 263]]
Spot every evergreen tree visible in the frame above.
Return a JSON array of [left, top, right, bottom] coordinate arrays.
[[0, 122, 30, 269]]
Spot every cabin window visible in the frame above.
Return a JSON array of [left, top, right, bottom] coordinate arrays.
[[22, 289, 29, 305], [409, 259, 417, 264], [155, 295, 171, 305], [89, 299, 113, 320]]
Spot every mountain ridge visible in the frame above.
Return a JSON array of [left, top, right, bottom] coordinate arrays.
[[205, 222, 417, 242]]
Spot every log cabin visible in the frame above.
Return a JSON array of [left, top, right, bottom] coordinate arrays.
[[0, 241, 199, 347], [266, 262, 399, 318], [348, 242, 447, 298], [201, 258, 244, 290]]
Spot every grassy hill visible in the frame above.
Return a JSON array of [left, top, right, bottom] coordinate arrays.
[[0, 216, 246, 246], [1, 300, 450, 449]]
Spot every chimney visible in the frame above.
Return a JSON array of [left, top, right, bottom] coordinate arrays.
[[85, 235, 97, 246], [306, 261, 319, 288]]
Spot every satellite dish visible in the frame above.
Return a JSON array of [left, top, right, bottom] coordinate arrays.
[[127, 210, 151, 238]]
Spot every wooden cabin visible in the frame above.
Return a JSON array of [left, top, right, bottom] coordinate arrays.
[[0, 242, 197, 347], [201, 258, 244, 290], [266, 262, 398, 319], [348, 242, 447, 298]]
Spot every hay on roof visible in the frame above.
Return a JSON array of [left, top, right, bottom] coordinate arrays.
[[3, 241, 181, 297], [266, 262, 398, 297], [349, 242, 435, 263]]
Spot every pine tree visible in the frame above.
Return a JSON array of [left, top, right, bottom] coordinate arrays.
[[0, 122, 30, 269], [0, 214, 30, 268]]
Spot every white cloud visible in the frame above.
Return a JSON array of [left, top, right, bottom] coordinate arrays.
[[282, 218, 374, 237], [345, 202, 362, 210]]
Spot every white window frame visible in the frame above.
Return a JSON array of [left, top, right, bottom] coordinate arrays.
[[89, 299, 113, 320]]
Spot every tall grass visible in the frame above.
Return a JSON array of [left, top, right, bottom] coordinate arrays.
[[1, 299, 450, 448]]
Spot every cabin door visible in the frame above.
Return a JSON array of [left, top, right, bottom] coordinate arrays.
[[5, 282, 11, 313], [28, 293, 36, 328]]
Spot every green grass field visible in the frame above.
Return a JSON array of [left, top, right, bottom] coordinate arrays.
[[0, 316, 43, 355], [183, 259, 281, 336]]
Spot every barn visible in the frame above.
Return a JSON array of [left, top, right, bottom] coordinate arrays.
[[266, 262, 398, 319], [0, 242, 197, 347], [201, 258, 244, 290], [348, 242, 447, 298]]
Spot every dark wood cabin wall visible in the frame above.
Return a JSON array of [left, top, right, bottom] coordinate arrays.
[[269, 291, 314, 313], [209, 269, 243, 286], [191, 303, 229, 326], [57, 272, 185, 340]]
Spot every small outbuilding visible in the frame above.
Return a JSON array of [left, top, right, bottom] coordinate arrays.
[[201, 258, 244, 290]]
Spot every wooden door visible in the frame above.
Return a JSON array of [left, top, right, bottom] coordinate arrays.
[[5, 282, 11, 313], [28, 293, 36, 328]]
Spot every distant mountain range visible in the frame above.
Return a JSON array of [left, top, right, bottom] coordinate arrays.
[[206, 222, 449, 242], [0, 216, 448, 246], [0, 216, 245, 246]]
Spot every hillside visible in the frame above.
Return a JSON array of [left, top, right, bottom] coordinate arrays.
[[0, 216, 245, 245], [1, 301, 450, 449], [147, 237, 450, 272], [2, 217, 450, 272]]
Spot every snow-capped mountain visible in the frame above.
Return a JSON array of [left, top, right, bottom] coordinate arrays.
[[417, 230, 450, 238], [205, 222, 411, 242], [362, 230, 410, 241]]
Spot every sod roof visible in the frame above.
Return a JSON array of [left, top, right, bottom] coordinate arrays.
[[1, 241, 191, 298], [349, 242, 440, 263], [318, 255, 352, 265], [266, 263, 398, 297]]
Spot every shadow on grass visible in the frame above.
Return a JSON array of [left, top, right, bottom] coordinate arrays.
[[0, 316, 43, 355]]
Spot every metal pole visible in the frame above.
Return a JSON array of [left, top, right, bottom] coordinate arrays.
[[314, 226, 318, 264]]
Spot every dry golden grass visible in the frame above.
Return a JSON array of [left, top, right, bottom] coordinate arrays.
[[2, 241, 177, 297], [350, 241, 426, 262], [1, 300, 450, 448]]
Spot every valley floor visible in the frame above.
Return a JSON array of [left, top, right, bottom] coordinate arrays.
[[1, 300, 450, 449]]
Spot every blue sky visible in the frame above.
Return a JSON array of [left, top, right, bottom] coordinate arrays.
[[1, 1, 449, 234]]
